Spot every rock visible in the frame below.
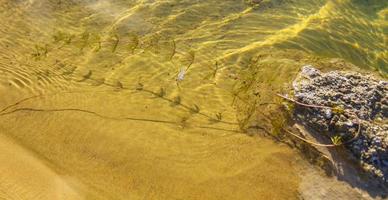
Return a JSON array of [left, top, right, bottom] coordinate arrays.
[[324, 109, 332, 119], [301, 65, 321, 78], [292, 66, 388, 184]]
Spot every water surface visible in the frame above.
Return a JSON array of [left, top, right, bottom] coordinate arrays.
[[0, 0, 387, 199]]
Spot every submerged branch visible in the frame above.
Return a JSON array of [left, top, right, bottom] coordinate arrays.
[[277, 93, 361, 147]]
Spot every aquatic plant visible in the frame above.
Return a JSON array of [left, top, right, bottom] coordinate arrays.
[[208, 112, 224, 123], [215, 112, 223, 121], [136, 82, 144, 91], [332, 105, 345, 115], [111, 34, 120, 53], [211, 61, 219, 78], [179, 116, 190, 128], [115, 81, 123, 89], [190, 104, 200, 114], [156, 87, 166, 97], [237, 100, 258, 130], [76, 70, 92, 82], [93, 34, 102, 52], [172, 96, 181, 106], [31, 44, 49, 60], [169, 39, 176, 60], [330, 135, 342, 145], [270, 112, 288, 137], [186, 51, 195, 70], [283, 99, 295, 113], [53, 30, 67, 42], [127, 33, 139, 54], [52, 30, 73, 47], [204, 61, 220, 81]]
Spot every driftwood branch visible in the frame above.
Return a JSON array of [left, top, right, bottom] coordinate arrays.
[[277, 93, 361, 147]]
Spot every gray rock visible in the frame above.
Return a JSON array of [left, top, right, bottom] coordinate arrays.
[[292, 66, 388, 184], [301, 65, 322, 78]]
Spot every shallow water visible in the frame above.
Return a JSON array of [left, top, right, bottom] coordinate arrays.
[[0, 0, 387, 199]]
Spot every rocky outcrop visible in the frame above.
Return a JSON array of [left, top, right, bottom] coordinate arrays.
[[292, 66, 388, 183]]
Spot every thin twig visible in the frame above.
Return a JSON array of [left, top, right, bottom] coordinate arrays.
[[282, 128, 339, 147], [276, 93, 330, 109], [277, 93, 362, 147]]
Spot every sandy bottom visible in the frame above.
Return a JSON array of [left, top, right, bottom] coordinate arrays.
[[0, 99, 301, 199], [0, 134, 83, 200]]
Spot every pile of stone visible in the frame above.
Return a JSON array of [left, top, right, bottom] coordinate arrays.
[[292, 65, 388, 183]]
